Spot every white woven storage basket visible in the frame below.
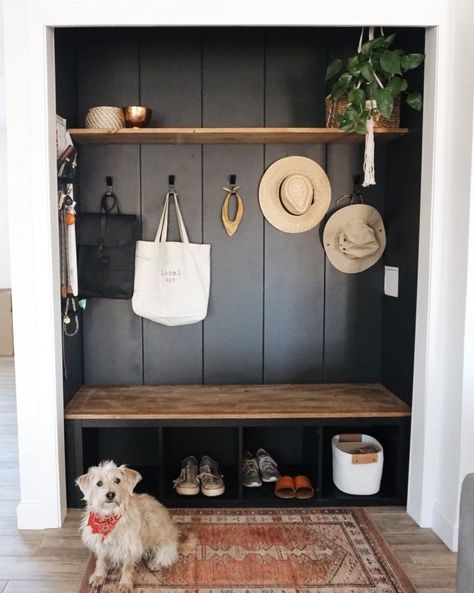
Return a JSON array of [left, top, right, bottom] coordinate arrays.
[[332, 434, 384, 495], [85, 106, 125, 129]]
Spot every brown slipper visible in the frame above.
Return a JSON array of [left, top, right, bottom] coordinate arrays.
[[294, 475, 315, 499], [275, 476, 296, 499]]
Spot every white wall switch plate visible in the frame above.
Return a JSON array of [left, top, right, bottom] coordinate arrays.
[[384, 266, 399, 297]]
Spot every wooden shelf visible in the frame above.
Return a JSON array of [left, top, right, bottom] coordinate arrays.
[[64, 383, 411, 420], [68, 127, 408, 145]]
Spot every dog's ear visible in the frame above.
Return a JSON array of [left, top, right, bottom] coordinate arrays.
[[121, 467, 142, 492], [76, 472, 92, 498]]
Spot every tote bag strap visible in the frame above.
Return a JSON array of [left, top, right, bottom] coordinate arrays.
[[156, 193, 170, 242], [155, 191, 190, 244]]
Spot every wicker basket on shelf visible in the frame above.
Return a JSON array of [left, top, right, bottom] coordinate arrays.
[[325, 96, 401, 129], [85, 106, 125, 129]]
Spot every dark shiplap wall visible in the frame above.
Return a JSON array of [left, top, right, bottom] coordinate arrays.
[[381, 29, 425, 403], [55, 27, 423, 396]]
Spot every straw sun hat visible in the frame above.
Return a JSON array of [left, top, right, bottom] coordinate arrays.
[[259, 156, 331, 233], [323, 203, 386, 273]]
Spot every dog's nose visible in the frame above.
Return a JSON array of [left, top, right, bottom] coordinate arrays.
[[106, 491, 115, 501]]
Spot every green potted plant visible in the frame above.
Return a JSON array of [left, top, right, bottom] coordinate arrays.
[[325, 31, 424, 133]]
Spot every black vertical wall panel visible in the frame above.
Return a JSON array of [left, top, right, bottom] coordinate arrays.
[[202, 29, 264, 127], [382, 135, 421, 402], [264, 29, 328, 127], [140, 145, 204, 384], [55, 29, 78, 127], [77, 29, 140, 124], [381, 29, 425, 403], [324, 145, 385, 381], [263, 30, 327, 383], [140, 29, 202, 127], [55, 30, 84, 401], [323, 28, 393, 382], [202, 30, 264, 383], [203, 149, 264, 383], [140, 31, 203, 384], [78, 146, 142, 384], [263, 144, 326, 383], [77, 30, 142, 384]]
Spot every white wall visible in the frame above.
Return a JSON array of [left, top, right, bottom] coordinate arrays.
[[0, 1, 10, 288], [431, 0, 474, 548]]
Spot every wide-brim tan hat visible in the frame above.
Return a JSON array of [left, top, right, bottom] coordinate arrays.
[[323, 204, 386, 273], [259, 156, 331, 233]]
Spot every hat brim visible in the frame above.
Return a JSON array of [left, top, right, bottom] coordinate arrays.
[[323, 204, 386, 273], [259, 156, 331, 233]]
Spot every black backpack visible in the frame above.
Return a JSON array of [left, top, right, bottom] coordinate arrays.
[[76, 185, 138, 299]]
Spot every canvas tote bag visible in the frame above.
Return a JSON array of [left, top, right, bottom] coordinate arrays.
[[132, 192, 210, 326]]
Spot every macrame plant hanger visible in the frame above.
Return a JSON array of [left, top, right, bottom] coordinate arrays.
[[358, 26, 384, 188]]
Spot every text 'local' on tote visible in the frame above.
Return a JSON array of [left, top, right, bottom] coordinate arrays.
[[132, 191, 211, 326]]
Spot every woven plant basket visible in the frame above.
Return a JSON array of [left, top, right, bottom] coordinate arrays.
[[325, 96, 401, 129], [85, 106, 125, 129]]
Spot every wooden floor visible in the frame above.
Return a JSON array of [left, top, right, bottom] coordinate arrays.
[[0, 357, 457, 592]]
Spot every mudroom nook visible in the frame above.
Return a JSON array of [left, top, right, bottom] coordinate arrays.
[[57, 26, 423, 509]]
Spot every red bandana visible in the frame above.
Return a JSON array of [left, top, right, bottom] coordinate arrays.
[[87, 512, 122, 540]]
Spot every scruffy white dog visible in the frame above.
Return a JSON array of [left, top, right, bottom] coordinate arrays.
[[76, 460, 195, 593]]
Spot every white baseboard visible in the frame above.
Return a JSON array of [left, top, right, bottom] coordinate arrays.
[[432, 502, 459, 551], [16, 501, 65, 530]]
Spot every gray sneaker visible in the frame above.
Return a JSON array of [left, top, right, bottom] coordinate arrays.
[[256, 448, 281, 483], [173, 455, 200, 495], [242, 451, 262, 488], [198, 455, 225, 497]]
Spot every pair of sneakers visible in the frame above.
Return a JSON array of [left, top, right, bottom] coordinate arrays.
[[173, 455, 225, 497], [241, 448, 280, 487]]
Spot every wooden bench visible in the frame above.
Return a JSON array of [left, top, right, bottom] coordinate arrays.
[[64, 383, 411, 508]]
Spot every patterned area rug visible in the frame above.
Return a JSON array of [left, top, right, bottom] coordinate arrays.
[[80, 508, 416, 593]]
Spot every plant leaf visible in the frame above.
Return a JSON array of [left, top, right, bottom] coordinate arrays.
[[345, 105, 361, 121], [406, 91, 423, 111], [337, 115, 356, 132], [373, 88, 394, 118], [386, 76, 406, 98], [360, 62, 374, 82], [361, 39, 376, 56], [338, 72, 353, 88], [401, 53, 425, 71], [340, 123, 356, 132], [325, 58, 342, 80], [348, 88, 365, 107], [384, 33, 396, 46], [355, 121, 369, 134], [380, 50, 401, 75], [330, 82, 346, 100], [347, 56, 360, 76], [361, 37, 386, 56]]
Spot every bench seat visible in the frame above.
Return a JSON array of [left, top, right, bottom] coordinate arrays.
[[64, 383, 411, 420]]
